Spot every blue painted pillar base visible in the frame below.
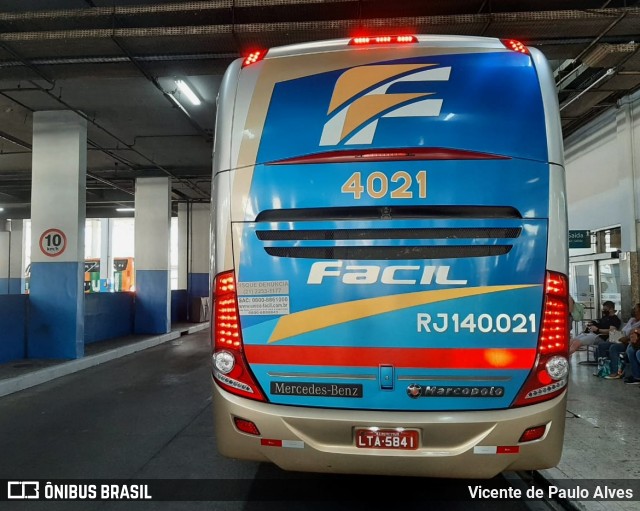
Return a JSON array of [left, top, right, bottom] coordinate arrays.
[[0, 278, 22, 294], [0, 295, 27, 363], [28, 262, 84, 359], [9, 278, 23, 295], [134, 270, 170, 334], [188, 272, 210, 298]]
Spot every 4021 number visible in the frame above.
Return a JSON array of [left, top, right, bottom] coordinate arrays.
[[341, 170, 427, 200]]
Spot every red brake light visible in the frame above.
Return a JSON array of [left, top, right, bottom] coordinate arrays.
[[212, 270, 266, 401], [349, 35, 418, 45], [242, 50, 266, 67], [539, 271, 569, 355], [214, 272, 240, 348], [234, 417, 261, 436], [268, 147, 510, 165], [501, 39, 530, 55], [512, 271, 569, 407], [519, 425, 547, 443]]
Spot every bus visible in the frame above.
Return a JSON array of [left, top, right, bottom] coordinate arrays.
[[28, 260, 103, 293], [210, 35, 569, 479], [84, 258, 100, 293], [84, 257, 135, 293], [113, 257, 135, 292]]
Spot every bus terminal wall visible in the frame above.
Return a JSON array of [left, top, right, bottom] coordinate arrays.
[[0, 192, 211, 363], [565, 90, 640, 315], [6, 93, 636, 363], [0, 290, 191, 363], [0, 295, 27, 362]]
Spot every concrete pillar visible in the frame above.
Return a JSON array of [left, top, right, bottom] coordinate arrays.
[[100, 218, 111, 291], [188, 203, 211, 298], [177, 202, 210, 297], [29, 111, 86, 359], [177, 203, 188, 290], [85, 218, 101, 293], [0, 224, 8, 294], [618, 103, 640, 314], [87, 219, 101, 259], [134, 177, 171, 334], [9, 219, 26, 294]]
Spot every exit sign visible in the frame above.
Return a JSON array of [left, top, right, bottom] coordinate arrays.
[[569, 230, 591, 248]]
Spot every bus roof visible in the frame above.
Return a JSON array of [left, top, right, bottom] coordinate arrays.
[[265, 35, 510, 59], [233, 39, 557, 165]]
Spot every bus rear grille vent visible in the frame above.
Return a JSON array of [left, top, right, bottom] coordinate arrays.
[[264, 246, 511, 260], [256, 205, 521, 222], [257, 228, 521, 241]]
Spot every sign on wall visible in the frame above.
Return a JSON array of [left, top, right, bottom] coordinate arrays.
[[569, 230, 591, 249], [39, 228, 67, 257]]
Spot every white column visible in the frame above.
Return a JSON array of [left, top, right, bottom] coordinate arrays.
[[100, 218, 111, 290], [188, 203, 211, 298], [0, 228, 8, 294], [177, 203, 188, 290], [29, 110, 86, 359], [8, 219, 26, 294], [134, 177, 171, 333]]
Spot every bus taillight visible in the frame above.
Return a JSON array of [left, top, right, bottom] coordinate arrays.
[[512, 271, 569, 407], [211, 270, 266, 401]]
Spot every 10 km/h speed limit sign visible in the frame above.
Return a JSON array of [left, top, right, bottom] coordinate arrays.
[[39, 228, 67, 257]]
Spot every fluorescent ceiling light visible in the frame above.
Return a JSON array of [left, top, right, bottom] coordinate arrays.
[[0, 207, 4, 212], [116, 208, 135, 212], [175, 79, 201, 106]]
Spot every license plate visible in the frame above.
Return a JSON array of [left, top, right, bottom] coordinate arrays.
[[355, 429, 419, 450]]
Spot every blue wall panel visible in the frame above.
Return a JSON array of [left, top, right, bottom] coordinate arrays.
[[0, 295, 27, 363], [187, 272, 210, 298], [28, 261, 83, 359], [85, 293, 134, 344], [0, 278, 23, 294], [8, 278, 23, 295], [171, 289, 188, 323], [134, 269, 170, 334]]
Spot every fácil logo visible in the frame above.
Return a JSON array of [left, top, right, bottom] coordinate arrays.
[[319, 64, 451, 147]]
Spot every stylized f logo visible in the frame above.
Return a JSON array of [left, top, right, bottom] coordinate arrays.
[[320, 64, 451, 146]]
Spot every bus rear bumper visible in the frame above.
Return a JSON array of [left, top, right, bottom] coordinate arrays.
[[212, 382, 566, 479]]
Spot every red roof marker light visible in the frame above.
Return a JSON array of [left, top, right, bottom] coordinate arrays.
[[243, 50, 266, 67], [501, 39, 530, 55], [349, 35, 418, 45]]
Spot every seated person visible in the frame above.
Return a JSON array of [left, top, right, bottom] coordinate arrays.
[[623, 329, 640, 385], [569, 300, 621, 355], [603, 342, 628, 379], [596, 303, 640, 378]]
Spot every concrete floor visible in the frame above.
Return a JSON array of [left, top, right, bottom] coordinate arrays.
[[0, 327, 639, 510], [539, 350, 640, 511]]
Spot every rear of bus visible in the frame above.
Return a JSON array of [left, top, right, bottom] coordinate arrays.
[[113, 257, 135, 292], [84, 259, 100, 293], [210, 35, 569, 479]]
